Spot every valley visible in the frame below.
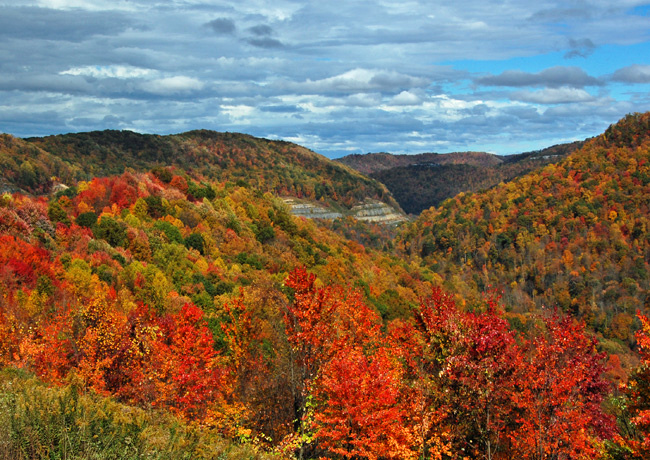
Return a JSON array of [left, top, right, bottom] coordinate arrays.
[[0, 113, 649, 459], [338, 141, 584, 215]]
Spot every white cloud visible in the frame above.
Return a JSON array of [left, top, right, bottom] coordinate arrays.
[[144, 76, 204, 95], [35, 0, 137, 11], [275, 69, 430, 95], [234, 0, 301, 21], [61, 65, 156, 79], [221, 104, 255, 121], [391, 90, 421, 106], [345, 93, 383, 107], [512, 88, 596, 104]]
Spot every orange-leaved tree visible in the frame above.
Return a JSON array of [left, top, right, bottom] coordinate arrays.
[[147, 303, 227, 421], [312, 345, 413, 460], [619, 313, 650, 458], [283, 267, 411, 459], [510, 313, 615, 459]]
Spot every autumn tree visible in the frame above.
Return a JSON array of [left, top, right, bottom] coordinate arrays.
[[283, 267, 407, 458], [615, 313, 650, 458], [312, 346, 413, 460], [147, 303, 226, 421], [444, 293, 523, 460], [405, 288, 522, 459], [509, 313, 615, 459]]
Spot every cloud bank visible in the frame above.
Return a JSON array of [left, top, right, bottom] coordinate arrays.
[[1, 0, 649, 157]]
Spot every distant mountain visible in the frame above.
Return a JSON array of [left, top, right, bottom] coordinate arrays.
[[337, 142, 584, 214], [399, 112, 650, 349], [0, 130, 401, 213], [336, 150, 502, 175]]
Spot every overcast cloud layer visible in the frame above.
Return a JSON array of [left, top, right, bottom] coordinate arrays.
[[1, 0, 650, 157]]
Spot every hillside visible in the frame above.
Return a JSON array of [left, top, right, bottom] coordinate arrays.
[[0, 164, 628, 459], [337, 150, 502, 175], [338, 142, 583, 214], [0, 130, 401, 213], [1, 116, 650, 458], [399, 113, 650, 350], [0, 164, 438, 452]]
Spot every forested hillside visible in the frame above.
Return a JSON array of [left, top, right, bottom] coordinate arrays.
[[0, 114, 649, 459], [0, 130, 399, 211], [340, 142, 583, 214], [337, 151, 502, 175], [400, 113, 650, 352], [0, 172, 630, 457], [0, 166, 436, 455]]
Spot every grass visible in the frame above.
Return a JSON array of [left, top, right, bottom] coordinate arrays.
[[0, 368, 282, 460]]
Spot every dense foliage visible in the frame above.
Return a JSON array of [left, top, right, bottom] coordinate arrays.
[[400, 113, 650, 358], [1, 113, 650, 458], [0, 130, 398, 210]]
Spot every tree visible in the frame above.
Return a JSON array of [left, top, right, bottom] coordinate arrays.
[[509, 313, 615, 459], [313, 346, 413, 460], [93, 216, 127, 247], [617, 313, 650, 458], [47, 199, 70, 225], [76, 211, 97, 228], [184, 232, 205, 255], [408, 287, 521, 459], [147, 303, 226, 421], [282, 267, 386, 458], [73, 296, 129, 394], [443, 293, 523, 460]]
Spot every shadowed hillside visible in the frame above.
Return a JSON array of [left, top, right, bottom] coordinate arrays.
[[338, 142, 584, 214]]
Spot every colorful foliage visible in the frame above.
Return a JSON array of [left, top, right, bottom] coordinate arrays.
[[1, 113, 649, 458], [402, 112, 650, 348]]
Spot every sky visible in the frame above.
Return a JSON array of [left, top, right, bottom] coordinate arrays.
[[1, 1, 650, 158]]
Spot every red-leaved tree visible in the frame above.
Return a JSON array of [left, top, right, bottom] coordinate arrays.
[[509, 314, 615, 459]]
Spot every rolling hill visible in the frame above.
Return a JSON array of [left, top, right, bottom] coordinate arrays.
[[399, 113, 650, 351], [338, 142, 583, 214], [1, 114, 649, 458], [0, 129, 401, 214]]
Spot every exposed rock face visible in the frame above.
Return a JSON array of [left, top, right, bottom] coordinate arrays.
[[283, 198, 406, 225], [351, 201, 406, 224], [283, 199, 344, 220]]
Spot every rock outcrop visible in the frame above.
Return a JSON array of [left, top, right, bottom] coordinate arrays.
[[283, 198, 407, 225], [351, 201, 406, 224]]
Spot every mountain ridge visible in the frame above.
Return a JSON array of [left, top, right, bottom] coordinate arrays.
[[1, 129, 403, 215], [399, 112, 650, 350], [338, 141, 585, 214], [336, 150, 503, 175]]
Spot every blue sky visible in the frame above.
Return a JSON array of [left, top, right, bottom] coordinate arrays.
[[1, 1, 650, 158]]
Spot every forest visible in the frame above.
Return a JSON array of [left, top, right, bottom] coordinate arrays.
[[338, 142, 584, 215], [0, 113, 649, 459], [0, 130, 397, 211], [400, 113, 650, 357]]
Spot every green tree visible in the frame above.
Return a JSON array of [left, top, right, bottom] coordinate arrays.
[[93, 216, 127, 247]]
